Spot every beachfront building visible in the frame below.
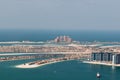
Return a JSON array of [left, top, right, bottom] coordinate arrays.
[[91, 52, 120, 64], [91, 52, 112, 61], [115, 54, 120, 64], [54, 36, 72, 43]]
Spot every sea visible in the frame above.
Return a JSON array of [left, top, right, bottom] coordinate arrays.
[[0, 30, 120, 42], [0, 30, 120, 80]]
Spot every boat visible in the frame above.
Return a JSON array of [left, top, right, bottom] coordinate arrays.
[[96, 72, 101, 78]]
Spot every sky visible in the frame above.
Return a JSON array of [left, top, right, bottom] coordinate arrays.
[[0, 0, 120, 30]]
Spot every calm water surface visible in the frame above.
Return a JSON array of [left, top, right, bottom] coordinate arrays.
[[0, 60, 120, 80]]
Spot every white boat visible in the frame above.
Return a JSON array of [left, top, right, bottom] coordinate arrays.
[[96, 72, 101, 78]]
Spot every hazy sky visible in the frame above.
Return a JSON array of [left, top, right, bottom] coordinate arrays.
[[0, 0, 120, 30]]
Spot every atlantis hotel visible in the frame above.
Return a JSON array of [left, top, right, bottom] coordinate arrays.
[[91, 52, 120, 64]]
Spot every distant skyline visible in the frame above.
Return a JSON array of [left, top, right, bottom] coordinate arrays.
[[0, 0, 120, 30]]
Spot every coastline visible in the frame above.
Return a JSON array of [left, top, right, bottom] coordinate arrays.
[[0, 53, 40, 56], [83, 61, 120, 67], [15, 59, 74, 68]]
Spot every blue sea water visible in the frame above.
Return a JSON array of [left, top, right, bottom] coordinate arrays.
[[0, 60, 120, 80], [0, 30, 120, 42]]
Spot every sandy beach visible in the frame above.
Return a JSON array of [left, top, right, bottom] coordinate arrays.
[[16, 64, 40, 68], [83, 61, 120, 67], [15, 60, 66, 68]]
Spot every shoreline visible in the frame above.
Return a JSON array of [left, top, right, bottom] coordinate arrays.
[[83, 61, 120, 67], [15, 58, 75, 68], [15, 60, 65, 68], [0, 53, 40, 56]]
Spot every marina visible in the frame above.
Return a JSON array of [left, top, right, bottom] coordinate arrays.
[[0, 59, 120, 80]]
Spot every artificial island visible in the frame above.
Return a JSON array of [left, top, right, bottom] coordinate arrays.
[[1, 36, 120, 68]]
